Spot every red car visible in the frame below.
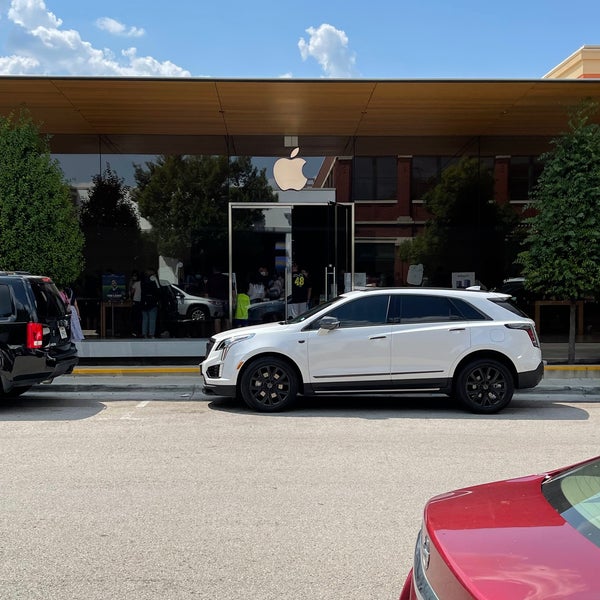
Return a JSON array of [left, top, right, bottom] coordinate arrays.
[[400, 456, 600, 600]]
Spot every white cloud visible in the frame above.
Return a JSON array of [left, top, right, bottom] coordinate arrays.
[[8, 0, 61, 29], [96, 16, 145, 38], [0, 54, 39, 73], [298, 23, 356, 78], [120, 47, 190, 77], [0, 0, 190, 76]]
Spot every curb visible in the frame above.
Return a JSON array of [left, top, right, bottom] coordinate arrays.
[[543, 365, 600, 379], [69, 364, 600, 378], [547, 365, 600, 371], [72, 366, 199, 375]]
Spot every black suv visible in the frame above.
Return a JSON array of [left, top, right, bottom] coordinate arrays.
[[0, 272, 78, 397]]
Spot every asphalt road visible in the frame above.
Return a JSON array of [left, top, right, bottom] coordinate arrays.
[[0, 377, 598, 600]]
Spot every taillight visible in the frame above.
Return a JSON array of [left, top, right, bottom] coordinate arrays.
[[27, 322, 43, 349], [505, 323, 540, 347]]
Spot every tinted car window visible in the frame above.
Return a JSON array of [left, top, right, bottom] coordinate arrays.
[[450, 298, 490, 320], [30, 281, 66, 320], [293, 297, 339, 325], [388, 295, 488, 324], [3, 277, 37, 321], [490, 298, 528, 317], [542, 458, 600, 549], [387, 295, 457, 324], [317, 295, 390, 329], [0, 284, 13, 318]]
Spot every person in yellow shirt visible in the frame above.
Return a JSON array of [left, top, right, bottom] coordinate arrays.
[[234, 283, 251, 328]]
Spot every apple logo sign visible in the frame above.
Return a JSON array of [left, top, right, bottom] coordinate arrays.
[[273, 147, 307, 191]]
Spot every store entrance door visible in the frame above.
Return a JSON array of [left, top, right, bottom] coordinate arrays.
[[228, 202, 354, 324]]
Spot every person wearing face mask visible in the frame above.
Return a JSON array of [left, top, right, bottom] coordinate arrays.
[[248, 266, 271, 302]]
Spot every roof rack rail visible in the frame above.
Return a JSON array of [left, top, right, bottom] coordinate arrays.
[[0, 270, 31, 276]]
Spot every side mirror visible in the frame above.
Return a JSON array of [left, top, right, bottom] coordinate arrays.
[[318, 316, 340, 331]]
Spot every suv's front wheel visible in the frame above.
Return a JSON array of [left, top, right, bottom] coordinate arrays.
[[188, 305, 209, 321], [240, 356, 298, 412], [454, 359, 514, 414]]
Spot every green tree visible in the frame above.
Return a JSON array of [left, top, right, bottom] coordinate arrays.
[[79, 163, 143, 276], [518, 100, 600, 363], [80, 164, 139, 230], [412, 157, 518, 287], [0, 110, 83, 286], [131, 155, 276, 268]]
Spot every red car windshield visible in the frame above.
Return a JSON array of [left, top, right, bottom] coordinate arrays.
[[542, 458, 600, 549]]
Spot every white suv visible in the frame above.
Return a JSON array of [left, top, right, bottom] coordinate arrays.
[[200, 288, 543, 414]]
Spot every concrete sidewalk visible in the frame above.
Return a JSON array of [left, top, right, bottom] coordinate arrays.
[[541, 342, 600, 365], [61, 366, 600, 398]]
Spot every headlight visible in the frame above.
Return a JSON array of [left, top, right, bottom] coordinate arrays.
[[216, 333, 255, 360], [413, 526, 437, 600], [419, 527, 431, 572]]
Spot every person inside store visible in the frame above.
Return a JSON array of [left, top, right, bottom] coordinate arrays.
[[129, 270, 142, 337], [248, 266, 271, 302], [289, 262, 312, 318], [233, 279, 251, 328], [267, 272, 284, 300], [140, 269, 161, 338], [206, 265, 230, 311]]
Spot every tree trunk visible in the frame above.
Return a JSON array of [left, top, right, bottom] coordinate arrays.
[[568, 301, 577, 364]]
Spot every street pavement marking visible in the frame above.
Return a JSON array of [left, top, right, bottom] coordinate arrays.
[[119, 400, 150, 419]]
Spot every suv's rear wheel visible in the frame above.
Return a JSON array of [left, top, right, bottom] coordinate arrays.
[[188, 305, 209, 321], [455, 359, 514, 414], [240, 357, 298, 412]]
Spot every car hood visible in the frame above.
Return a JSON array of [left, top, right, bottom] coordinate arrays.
[[424, 473, 600, 600], [212, 320, 291, 340]]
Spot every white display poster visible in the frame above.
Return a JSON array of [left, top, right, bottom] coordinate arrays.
[[407, 264, 424, 286]]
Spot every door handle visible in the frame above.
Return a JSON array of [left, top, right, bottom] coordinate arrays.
[[369, 335, 388, 340], [449, 328, 466, 332]]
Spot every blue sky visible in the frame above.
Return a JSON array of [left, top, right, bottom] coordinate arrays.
[[0, 0, 599, 79]]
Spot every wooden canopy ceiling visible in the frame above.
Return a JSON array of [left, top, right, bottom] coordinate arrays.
[[2, 76, 600, 156]]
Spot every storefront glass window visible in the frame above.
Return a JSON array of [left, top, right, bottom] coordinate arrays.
[[509, 156, 543, 201], [352, 156, 397, 201]]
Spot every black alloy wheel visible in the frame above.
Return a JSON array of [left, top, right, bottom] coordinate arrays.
[[455, 359, 514, 414], [240, 356, 298, 412]]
